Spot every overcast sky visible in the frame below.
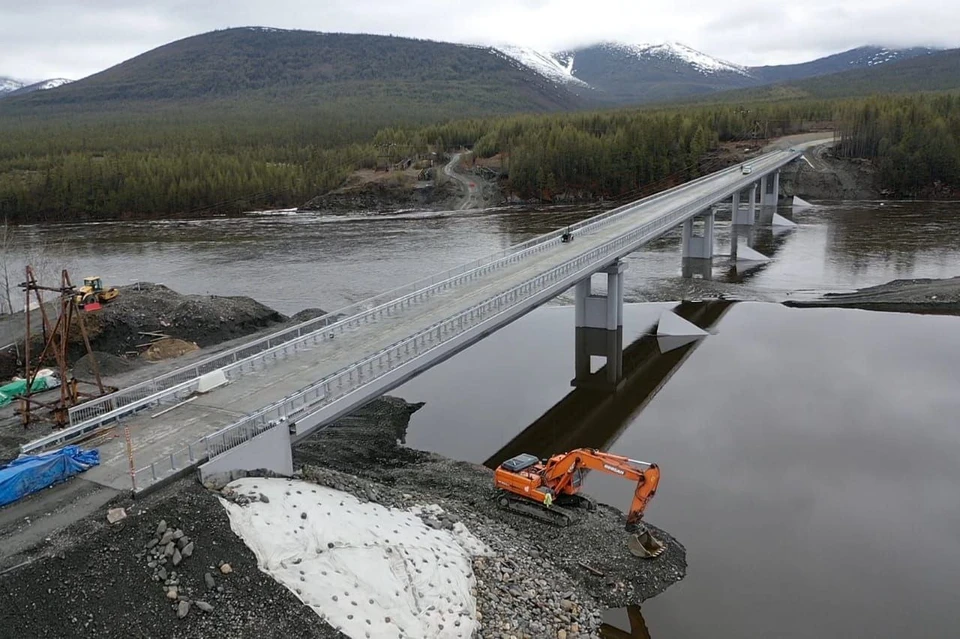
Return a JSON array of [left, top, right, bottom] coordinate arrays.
[[2, 0, 958, 81]]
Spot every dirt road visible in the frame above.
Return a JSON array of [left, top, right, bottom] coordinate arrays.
[[443, 153, 493, 210]]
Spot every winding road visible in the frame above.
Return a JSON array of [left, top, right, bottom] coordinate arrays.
[[443, 153, 484, 210]]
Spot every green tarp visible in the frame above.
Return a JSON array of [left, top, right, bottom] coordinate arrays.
[[0, 377, 50, 407]]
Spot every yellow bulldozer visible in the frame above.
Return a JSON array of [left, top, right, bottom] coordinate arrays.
[[75, 276, 119, 311]]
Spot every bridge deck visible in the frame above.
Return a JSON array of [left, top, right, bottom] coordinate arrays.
[[81, 150, 800, 490]]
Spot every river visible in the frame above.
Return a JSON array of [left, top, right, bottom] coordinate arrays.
[[7, 199, 960, 636], [6, 200, 960, 315]]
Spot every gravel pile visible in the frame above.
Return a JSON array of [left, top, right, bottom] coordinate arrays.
[[72, 351, 135, 378], [76, 282, 286, 358], [0, 481, 345, 639]]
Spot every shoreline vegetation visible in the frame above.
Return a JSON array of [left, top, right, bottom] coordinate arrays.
[[2, 94, 958, 224]]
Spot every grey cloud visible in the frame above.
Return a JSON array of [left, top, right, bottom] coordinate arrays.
[[0, 0, 957, 80]]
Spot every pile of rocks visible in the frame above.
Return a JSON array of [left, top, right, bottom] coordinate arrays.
[[141, 519, 217, 619]]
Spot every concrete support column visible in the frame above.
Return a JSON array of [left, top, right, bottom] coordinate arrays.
[[573, 260, 627, 331], [681, 210, 715, 260], [574, 279, 590, 327], [733, 183, 757, 225], [760, 171, 779, 207]]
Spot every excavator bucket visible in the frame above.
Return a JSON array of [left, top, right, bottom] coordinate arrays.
[[627, 529, 665, 559]]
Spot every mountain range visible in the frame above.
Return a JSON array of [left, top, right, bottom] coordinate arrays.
[[0, 77, 72, 97], [495, 42, 941, 103], [0, 28, 953, 114]]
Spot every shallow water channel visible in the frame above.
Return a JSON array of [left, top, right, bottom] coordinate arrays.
[[8, 199, 960, 636]]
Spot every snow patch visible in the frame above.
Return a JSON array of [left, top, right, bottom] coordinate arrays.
[[0, 78, 24, 94], [36, 78, 71, 90], [493, 45, 589, 87], [220, 477, 491, 639], [602, 41, 752, 77]]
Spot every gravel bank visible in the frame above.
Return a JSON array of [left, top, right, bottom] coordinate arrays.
[[0, 396, 685, 638], [783, 276, 960, 315], [0, 480, 344, 639]]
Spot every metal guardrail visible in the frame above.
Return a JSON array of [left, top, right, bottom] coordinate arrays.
[[24, 151, 794, 455], [131, 153, 800, 491]]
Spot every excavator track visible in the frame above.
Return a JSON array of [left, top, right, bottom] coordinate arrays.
[[495, 491, 576, 527]]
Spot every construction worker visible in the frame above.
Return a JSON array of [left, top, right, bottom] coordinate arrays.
[[543, 492, 553, 508]]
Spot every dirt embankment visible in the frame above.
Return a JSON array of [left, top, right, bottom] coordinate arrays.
[[779, 144, 881, 201], [1, 397, 685, 638], [784, 276, 960, 315], [301, 167, 462, 213], [0, 283, 286, 381], [301, 156, 503, 214]]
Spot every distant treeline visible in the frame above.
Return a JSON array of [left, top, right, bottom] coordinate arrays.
[[836, 94, 960, 195], [407, 101, 836, 199], [0, 95, 955, 221]]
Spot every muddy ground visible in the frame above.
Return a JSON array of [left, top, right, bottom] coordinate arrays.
[[0, 396, 685, 638]]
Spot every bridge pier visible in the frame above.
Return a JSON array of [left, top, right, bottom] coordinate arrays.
[[681, 209, 715, 260], [733, 183, 758, 225], [760, 170, 780, 207], [574, 259, 626, 331]]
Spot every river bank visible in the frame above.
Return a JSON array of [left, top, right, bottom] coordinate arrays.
[[783, 276, 960, 314], [0, 396, 685, 639]]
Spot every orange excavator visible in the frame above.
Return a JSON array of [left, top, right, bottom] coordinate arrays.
[[494, 448, 665, 558]]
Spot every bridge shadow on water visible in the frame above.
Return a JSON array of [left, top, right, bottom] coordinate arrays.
[[483, 300, 734, 470], [600, 605, 654, 638]]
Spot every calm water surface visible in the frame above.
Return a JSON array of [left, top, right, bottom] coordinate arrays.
[[7, 200, 960, 314], [397, 302, 960, 638]]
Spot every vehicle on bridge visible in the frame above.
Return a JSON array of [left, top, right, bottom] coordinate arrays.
[[494, 448, 664, 558]]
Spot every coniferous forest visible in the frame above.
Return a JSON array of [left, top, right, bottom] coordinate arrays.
[[1, 93, 957, 221]]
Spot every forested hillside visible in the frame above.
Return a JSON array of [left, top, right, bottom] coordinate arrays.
[[836, 94, 960, 194], [0, 99, 835, 220], [2, 28, 581, 115]]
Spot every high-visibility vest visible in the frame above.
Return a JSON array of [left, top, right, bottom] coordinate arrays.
[[543, 492, 553, 507]]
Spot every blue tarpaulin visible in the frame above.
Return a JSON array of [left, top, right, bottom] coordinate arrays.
[[0, 446, 100, 508]]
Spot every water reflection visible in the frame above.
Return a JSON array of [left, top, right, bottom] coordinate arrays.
[[600, 606, 652, 639], [484, 301, 732, 469], [400, 302, 960, 638]]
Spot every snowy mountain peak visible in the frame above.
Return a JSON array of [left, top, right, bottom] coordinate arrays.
[[493, 45, 589, 87], [601, 41, 752, 76], [0, 77, 25, 94]]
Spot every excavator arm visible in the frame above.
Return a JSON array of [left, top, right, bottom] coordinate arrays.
[[542, 449, 660, 526]]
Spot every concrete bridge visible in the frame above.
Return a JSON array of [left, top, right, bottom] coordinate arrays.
[[22, 145, 814, 493]]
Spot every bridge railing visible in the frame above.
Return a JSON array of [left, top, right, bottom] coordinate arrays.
[[129, 166, 789, 491], [26, 153, 791, 455]]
